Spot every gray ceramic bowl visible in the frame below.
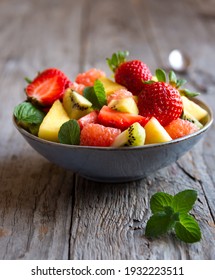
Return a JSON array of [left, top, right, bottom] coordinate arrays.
[[13, 98, 213, 183]]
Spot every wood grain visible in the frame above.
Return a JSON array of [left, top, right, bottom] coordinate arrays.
[[0, 0, 214, 260]]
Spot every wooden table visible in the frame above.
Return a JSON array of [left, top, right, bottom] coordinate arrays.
[[0, 0, 215, 260]]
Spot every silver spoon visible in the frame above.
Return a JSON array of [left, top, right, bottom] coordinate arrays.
[[168, 49, 191, 73], [168, 49, 209, 92]]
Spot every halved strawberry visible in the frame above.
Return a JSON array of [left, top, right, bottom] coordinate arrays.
[[98, 105, 149, 130], [25, 68, 72, 107]]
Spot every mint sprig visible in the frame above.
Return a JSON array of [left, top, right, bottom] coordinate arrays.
[[13, 101, 45, 135], [145, 189, 201, 243], [58, 119, 80, 145], [83, 80, 107, 110]]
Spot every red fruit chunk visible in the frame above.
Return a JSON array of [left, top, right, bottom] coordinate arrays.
[[115, 60, 152, 95], [98, 106, 149, 130], [138, 82, 183, 127], [75, 68, 106, 87], [80, 123, 121, 147], [69, 82, 85, 95], [26, 68, 71, 106], [165, 118, 199, 139], [78, 111, 98, 130]]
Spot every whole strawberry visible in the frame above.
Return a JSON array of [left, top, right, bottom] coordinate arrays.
[[107, 51, 152, 95], [138, 69, 184, 126]]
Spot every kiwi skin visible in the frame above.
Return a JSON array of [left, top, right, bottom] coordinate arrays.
[[112, 122, 145, 147], [63, 89, 92, 119]]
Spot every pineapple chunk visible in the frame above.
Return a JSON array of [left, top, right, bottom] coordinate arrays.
[[98, 76, 126, 96], [38, 100, 70, 142], [182, 96, 208, 121], [144, 117, 172, 144]]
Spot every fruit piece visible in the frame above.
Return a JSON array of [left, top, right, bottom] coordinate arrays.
[[77, 110, 98, 130], [75, 68, 106, 86], [182, 96, 208, 121], [25, 68, 71, 106], [107, 88, 133, 103], [38, 100, 70, 142], [107, 51, 152, 95], [98, 76, 126, 96], [70, 82, 85, 95], [165, 118, 199, 140], [98, 105, 149, 130], [144, 117, 172, 144], [138, 81, 183, 126], [182, 110, 203, 129], [108, 97, 139, 115], [63, 88, 92, 119], [80, 123, 121, 147], [112, 122, 145, 147]]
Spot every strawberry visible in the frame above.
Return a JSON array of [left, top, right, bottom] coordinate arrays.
[[107, 51, 152, 95], [98, 105, 149, 130], [138, 81, 183, 127], [25, 68, 72, 107]]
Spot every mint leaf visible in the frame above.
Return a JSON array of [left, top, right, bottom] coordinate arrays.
[[145, 189, 202, 243], [172, 190, 197, 214], [94, 80, 107, 107], [58, 119, 80, 145], [150, 192, 173, 214], [83, 86, 101, 109], [175, 214, 201, 243], [155, 69, 166, 82], [83, 81, 107, 110], [13, 102, 45, 135], [145, 210, 178, 238]]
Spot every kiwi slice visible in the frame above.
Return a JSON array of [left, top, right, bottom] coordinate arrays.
[[182, 110, 203, 129], [63, 89, 92, 119], [112, 122, 145, 147], [108, 97, 139, 115]]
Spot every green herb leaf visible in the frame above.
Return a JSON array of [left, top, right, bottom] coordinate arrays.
[[175, 214, 201, 243], [155, 69, 166, 82], [83, 86, 101, 109], [94, 80, 107, 107], [13, 102, 45, 135], [172, 189, 197, 214], [25, 77, 33, 84], [150, 192, 174, 214], [145, 210, 178, 238], [58, 119, 80, 145]]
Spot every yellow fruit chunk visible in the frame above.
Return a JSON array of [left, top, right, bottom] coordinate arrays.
[[182, 96, 208, 121], [144, 117, 172, 144], [98, 76, 126, 96], [38, 100, 70, 142]]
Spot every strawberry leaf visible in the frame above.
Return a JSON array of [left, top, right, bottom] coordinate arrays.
[[58, 119, 80, 145], [169, 70, 177, 86], [106, 51, 129, 72], [176, 79, 187, 88], [180, 88, 200, 97], [155, 69, 166, 82]]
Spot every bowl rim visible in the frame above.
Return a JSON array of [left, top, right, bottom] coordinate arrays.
[[13, 97, 213, 151]]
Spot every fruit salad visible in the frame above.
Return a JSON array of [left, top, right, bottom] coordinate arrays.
[[13, 51, 208, 147]]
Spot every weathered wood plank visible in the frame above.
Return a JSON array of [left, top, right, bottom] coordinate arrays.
[[0, 0, 84, 259], [70, 0, 215, 260]]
